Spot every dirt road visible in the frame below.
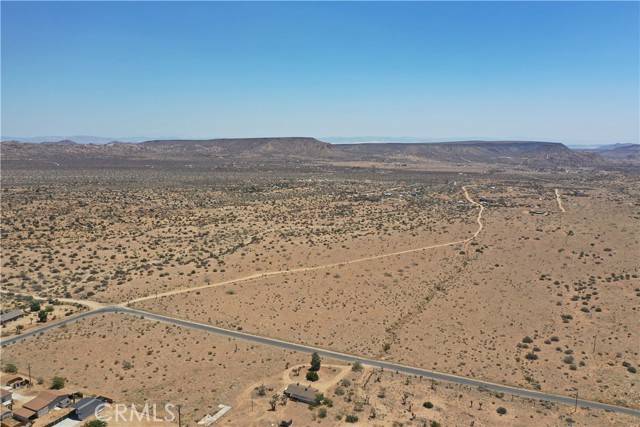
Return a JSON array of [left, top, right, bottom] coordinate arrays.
[[555, 188, 566, 212], [126, 185, 485, 305]]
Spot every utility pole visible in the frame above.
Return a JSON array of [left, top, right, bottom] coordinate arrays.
[[28, 363, 32, 387], [592, 333, 598, 354], [574, 391, 578, 413], [177, 404, 181, 427]]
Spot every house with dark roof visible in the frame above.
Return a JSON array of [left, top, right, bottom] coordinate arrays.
[[1, 389, 13, 406], [72, 397, 106, 421], [4, 377, 30, 389], [283, 383, 319, 405], [0, 310, 23, 325]]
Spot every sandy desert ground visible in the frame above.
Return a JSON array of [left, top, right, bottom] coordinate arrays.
[[1, 164, 639, 426], [2, 313, 637, 427], [131, 178, 640, 407]]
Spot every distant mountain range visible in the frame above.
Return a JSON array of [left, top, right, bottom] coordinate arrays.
[[3, 137, 632, 169], [575, 143, 640, 161], [1, 135, 167, 144]]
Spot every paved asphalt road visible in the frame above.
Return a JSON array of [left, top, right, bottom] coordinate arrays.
[[2, 305, 639, 417]]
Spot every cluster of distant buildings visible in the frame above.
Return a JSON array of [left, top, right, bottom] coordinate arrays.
[[1, 377, 109, 427]]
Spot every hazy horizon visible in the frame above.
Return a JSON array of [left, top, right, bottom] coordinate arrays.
[[3, 134, 637, 149]]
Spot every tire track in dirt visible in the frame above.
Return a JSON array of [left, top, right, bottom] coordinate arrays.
[[555, 188, 566, 212], [126, 186, 485, 305]]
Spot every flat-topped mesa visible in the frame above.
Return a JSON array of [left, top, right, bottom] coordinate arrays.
[[0, 137, 606, 167], [333, 140, 599, 166], [140, 137, 334, 157]]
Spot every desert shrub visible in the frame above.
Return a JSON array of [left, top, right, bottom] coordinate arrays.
[[351, 361, 363, 372], [334, 387, 345, 396], [84, 421, 107, 427], [51, 376, 65, 389], [256, 384, 266, 396], [318, 407, 327, 418], [3, 363, 17, 373], [423, 401, 433, 409], [345, 414, 358, 423], [496, 407, 507, 415], [522, 336, 533, 344], [525, 352, 538, 361]]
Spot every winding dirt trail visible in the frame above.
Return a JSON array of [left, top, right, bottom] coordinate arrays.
[[555, 188, 566, 212], [125, 185, 485, 305]]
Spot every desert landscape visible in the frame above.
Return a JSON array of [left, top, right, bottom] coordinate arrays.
[[2, 312, 638, 427], [1, 138, 639, 427], [2, 1, 639, 425]]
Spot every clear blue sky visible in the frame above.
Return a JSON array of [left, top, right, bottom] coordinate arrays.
[[2, 1, 638, 144]]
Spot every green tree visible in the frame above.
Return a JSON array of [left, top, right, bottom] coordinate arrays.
[[30, 301, 41, 312], [51, 376, 65, 390], [84, 421, 107, 427], [310, 352, 321, 371], [306, 370, 319, 382], [38, 310, 48, 323]]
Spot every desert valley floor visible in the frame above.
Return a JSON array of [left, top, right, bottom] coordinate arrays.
[[1, 153, 639, 426]]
